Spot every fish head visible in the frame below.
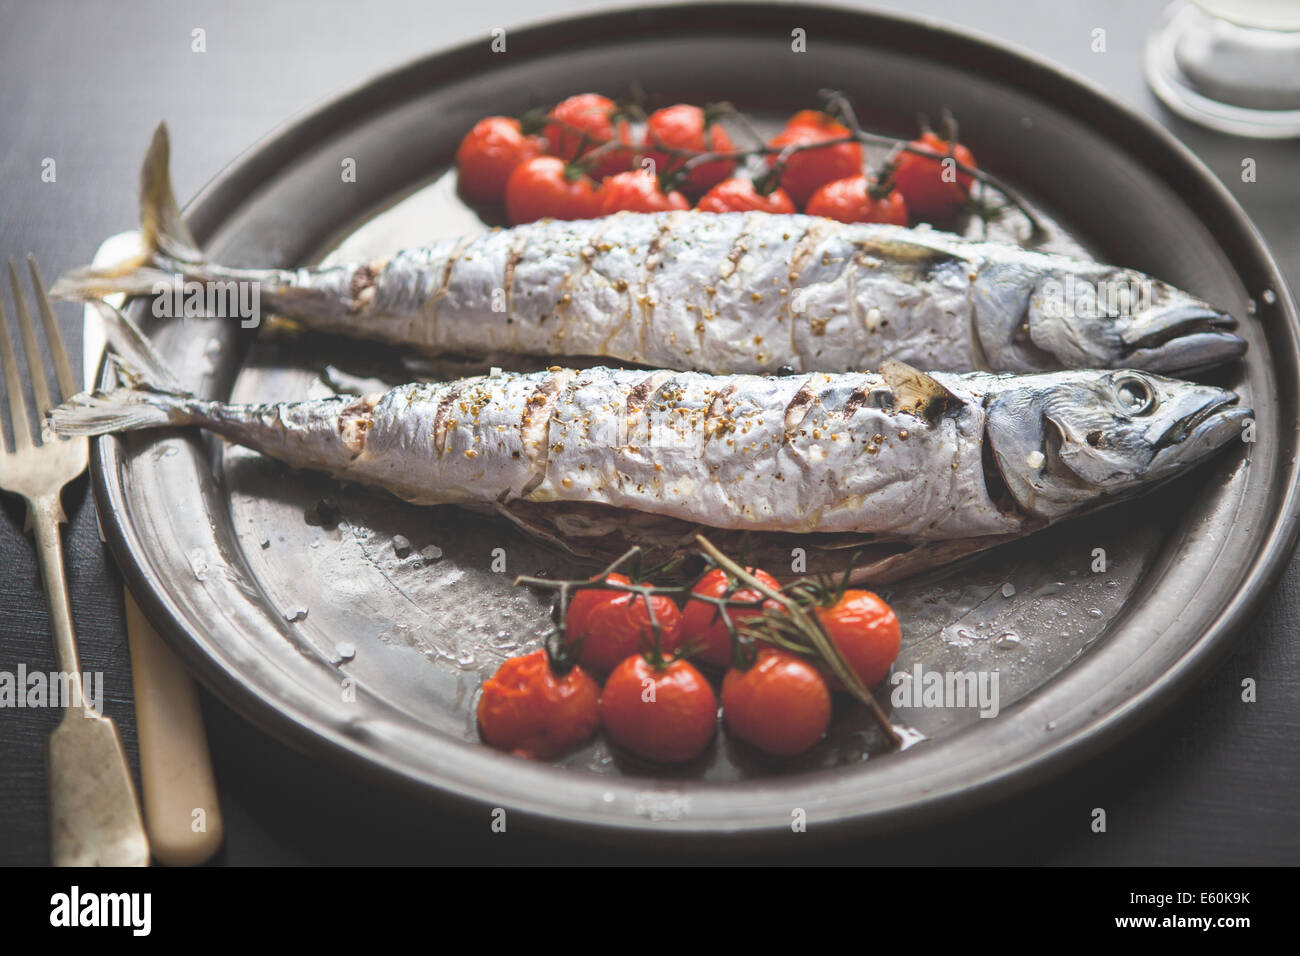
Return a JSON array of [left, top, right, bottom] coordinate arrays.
[[973, 263, 1246, 374], [984, 369, 1250, 521]]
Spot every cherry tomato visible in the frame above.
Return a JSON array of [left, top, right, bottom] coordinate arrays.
[[563, 574, 683, 673], [722, 649, 832, 757], [598, 169, 690, 215], [815, 590, 901, 689], [805, 175, 909, 225], [783, 109, 838, 131], [765, 111, 863, 207], [601, 655, 717, 762], [680, 567, 783, 668], [695, 178, 797, 215], [504, 156, 601, 224], [455, 116, 543, 204], [643, 104, 736, 195], [891, 131, 977, 222], [476, 649, 601, 760], [544, 93, 636, 179], [564, 573, 632, 646]]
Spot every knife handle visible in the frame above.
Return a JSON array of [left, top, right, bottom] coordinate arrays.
[[125, 588, 224, 865]]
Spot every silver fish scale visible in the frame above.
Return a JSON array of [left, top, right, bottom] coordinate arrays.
[[338, 366, 1021, 540], [544, 213, 664, 361], [183, 208, 1243, 379], [336, 212, 992, 373], [311, 244, 446, 347], [790, 225, 973, 372], [436, 229, 517, 352]]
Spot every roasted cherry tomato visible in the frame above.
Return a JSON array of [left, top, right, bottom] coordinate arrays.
[[805, 175, 909, 225], [476, 649, 601, 760], [815, 589, 901, 689], [722, 649, 832, 757], [504, 156, 601, 224], [544, 93, 636, 178], [783, 109, 838, 131], [455, 116, 543, 204], [695, 178, 796, 215], [765, 111, 863, 207], [563, 573, 683, 673], [601, 655, 717, 762], [891, 130, 977, 222], [643, 104, 736, 195], [598, 169, 690, 215], [680, 567, 783, 668], [564, 573, 633, 647]]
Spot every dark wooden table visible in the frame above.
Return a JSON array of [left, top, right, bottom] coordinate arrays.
[[1, 0, 1297, 865]]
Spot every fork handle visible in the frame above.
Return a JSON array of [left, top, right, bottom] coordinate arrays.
[[31, 493, 150, 866], [30, 493, 81, 687]]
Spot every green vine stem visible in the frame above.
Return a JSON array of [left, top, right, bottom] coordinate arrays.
[[527, 100, 1045, 240], [515, 540, 905, 750], [693, 536, 903, 749]]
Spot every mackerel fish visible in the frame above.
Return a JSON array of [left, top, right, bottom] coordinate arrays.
[[52, 125, 1246, 378], [52, 309, 1249, 582]]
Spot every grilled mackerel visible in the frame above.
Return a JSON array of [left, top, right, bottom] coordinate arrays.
[[52, 125, 1246, 377], [52, 322, 1249, 579]]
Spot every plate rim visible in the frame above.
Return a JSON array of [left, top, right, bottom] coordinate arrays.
[[90, 1, 1300, 839]]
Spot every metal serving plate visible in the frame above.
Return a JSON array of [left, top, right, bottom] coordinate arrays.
[[92, 4, 1300, 838]]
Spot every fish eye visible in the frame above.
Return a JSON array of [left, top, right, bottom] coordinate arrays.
[[1114, 376, 1156, 415]]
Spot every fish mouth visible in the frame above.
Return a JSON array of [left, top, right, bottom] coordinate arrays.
[[1154, 394, 1251, 452], [1120, 305, 1246, 374]]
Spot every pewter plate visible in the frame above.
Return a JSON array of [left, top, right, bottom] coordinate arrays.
[[92, 4, 1300, 838]]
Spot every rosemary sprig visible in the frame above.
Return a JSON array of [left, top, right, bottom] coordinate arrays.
[[693, 536, 902, 748], [515, 539, 904, 750]]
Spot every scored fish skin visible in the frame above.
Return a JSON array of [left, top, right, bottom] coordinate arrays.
[[348, 366, 1015, 539], [177, 212, 1250, 377], [51, 125, 1247, 377], [52, 361, 1250, 553]]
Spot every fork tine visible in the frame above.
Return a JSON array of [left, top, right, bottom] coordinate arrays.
[[9, 260, 53, 421], [0, 288, 33, 452], [27, 256, 77, 401]]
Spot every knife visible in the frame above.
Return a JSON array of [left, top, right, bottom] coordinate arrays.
[[84, 233, 225, 866]]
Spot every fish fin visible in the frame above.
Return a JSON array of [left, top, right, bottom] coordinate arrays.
[[49, 304, 193, 437], [843, 534, 1019, 586], [879, 359, 960, 420], [48, 260, 177, 301], [88, 300, 191, 396], [48, 370, 192, 437], [137, 123, 203, 262], [51, 123, 206, 301]]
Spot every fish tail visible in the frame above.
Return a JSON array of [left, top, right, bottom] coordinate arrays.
[[50, 122, 212, 301], [48, 368, 196, 437], [49, 303, 197, 437]]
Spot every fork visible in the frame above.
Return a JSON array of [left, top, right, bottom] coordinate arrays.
[[0, 256, 149, 866]]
